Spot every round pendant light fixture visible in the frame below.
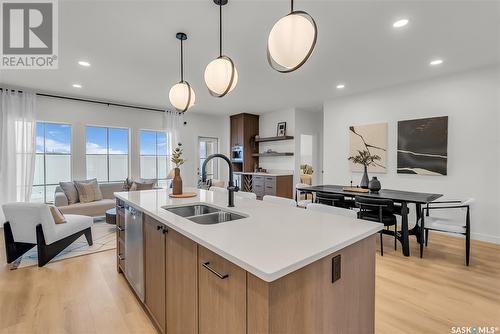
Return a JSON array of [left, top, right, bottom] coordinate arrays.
[[204, 0, 238, 97], [267, 0, 317, 73], [169, 32, 195, 112]]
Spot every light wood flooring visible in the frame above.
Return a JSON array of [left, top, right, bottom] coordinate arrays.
[[0, 231, 499, 334]]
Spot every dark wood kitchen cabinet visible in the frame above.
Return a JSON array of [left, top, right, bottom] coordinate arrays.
[[230, 113, 259, 173], [144, 215, 166, 333]]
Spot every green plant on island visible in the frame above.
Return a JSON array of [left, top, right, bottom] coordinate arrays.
[[171, 143, 186, 168], [300, 164, 314, 175]]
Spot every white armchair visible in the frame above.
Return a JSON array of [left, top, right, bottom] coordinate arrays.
[[2, 203, 93, 267]]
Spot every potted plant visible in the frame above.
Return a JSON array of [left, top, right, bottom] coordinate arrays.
[[348, 150, 381, 189], [171, 143, 186, 195]]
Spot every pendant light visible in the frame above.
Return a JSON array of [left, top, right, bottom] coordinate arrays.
[[267, 0, 317, 73], [204, 0, 238, 97], [169, 32, 195, 112]]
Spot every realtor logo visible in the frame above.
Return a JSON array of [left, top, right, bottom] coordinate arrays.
[[1, 0, 58, 69]]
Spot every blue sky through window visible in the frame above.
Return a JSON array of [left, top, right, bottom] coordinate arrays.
[[36, 122, 71, 154], [86, 126, 128, 154]]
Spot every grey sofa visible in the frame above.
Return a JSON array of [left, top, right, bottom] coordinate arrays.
[[54, 182, 123, 217]]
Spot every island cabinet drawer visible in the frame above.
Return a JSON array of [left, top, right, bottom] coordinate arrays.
[[198, 246, 247, 334]]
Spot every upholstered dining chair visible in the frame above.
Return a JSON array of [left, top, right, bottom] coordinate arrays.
[[420, 198, 474, 265], [235, 191, 257, 200], [306, 203, 358, 218], [263, 195, 297, 207], [316, 192, 356, 209], [2, 203, 93, 267], [210, 186, 227, 193]]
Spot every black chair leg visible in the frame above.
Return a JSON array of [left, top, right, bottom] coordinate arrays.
[[425, 229, 429, 247], [465, 231, 470, 266], [394, 224, 397, 251], [380, 232, 384, 256], [84, 228, 93, 246]]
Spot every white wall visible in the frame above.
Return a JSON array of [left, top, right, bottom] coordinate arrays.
[[35, 96, 229, 188], [258, 108, 295, 173], [295, 109, 324, 185], [323, 66, 500, 243]]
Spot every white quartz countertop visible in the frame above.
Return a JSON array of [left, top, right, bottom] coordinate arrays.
[[115, 188, 382, 282]]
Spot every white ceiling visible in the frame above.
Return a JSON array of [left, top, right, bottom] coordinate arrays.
[[1, 0, 499, 115]]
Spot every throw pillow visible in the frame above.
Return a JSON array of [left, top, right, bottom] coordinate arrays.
[[74, 178, 103, 203], [59, 181, 79, 204], [49, 205, 67, 224]]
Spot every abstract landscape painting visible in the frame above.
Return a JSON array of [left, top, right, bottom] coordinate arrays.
[[349, 122, 387, 173], [397, 116, 448, 175]]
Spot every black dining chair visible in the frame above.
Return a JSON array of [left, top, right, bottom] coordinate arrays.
[[355, 196, 398, 256], [316, 192, 355, 209], [419, 198, 474, 266]]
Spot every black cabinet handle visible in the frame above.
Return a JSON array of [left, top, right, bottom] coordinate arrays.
[[117, 226, 125, 232], [157, 225, 163, 231], [118, 254, 125, 261], [162, 228, 168, 234], [202, 262, 229, 279]]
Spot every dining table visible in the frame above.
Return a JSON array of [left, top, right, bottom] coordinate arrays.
[[297, 185, 443, 256]]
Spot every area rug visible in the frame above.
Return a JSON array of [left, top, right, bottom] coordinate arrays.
[[9, 221, 116, 270]]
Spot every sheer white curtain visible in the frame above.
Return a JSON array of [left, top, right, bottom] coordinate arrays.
[[163, 110, 182, 151], [0, 89, 37, 221]]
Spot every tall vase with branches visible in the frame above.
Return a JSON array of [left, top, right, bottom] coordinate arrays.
[[171, 143, 186, 195], [348, 150, 381, 189]]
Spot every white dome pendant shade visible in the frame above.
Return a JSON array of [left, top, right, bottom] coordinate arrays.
[[267, 0, 317, 73], [205, 56, 238, 97], [169, 81, 195, 111], [169, 32, 195, 112], [204, 0, 238, 98]]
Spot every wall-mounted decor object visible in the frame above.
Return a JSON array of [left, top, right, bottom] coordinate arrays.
[[204, 0, 238, 97], [267, 0, 317, 73], [277, 122, 287, 136], [397, 116, 448, 175], [349, 122, 387, 173], [169, 33, 195, 112]]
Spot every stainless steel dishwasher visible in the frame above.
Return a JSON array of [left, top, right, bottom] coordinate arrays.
[[124, 204, 144, 301]]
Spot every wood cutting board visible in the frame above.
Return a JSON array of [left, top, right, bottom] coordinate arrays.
[[342, 187, 369, 193], [169, 192, 197, 198]]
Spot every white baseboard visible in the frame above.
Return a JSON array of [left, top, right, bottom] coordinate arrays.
[[471, 232, 500, 245]]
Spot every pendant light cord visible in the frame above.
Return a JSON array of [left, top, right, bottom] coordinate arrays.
[[219, 1, 222, 57], [180, 38, 184, 81], [290, 0, 294, 12]]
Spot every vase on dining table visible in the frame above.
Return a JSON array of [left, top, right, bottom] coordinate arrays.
[[360, 165, 369, 189]]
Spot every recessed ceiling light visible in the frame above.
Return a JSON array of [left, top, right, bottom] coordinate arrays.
[[78, 60, 91, 67], [72, 84, 82, 88], [336, 84, 345, 89], [429, 59, 444, 66], [393, 19, 409, 28]]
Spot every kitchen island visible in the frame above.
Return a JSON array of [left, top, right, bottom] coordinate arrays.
[[115, 188, 382, 334]]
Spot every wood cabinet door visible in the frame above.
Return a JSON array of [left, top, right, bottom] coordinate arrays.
[[144, 215, 166, 333], [231, 116, 243, 147], [198, 246, 247, 334], [165, 229, 198, 334]]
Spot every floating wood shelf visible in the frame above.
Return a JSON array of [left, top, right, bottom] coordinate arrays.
[[254, 136, 294, 143], [252, 152, 294, 157]]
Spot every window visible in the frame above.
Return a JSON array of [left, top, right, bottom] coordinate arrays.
[[86, 126, 129, 182], [140, 130, 170, 188], [32, 122, 72, 203], [199, 137, 219, 179]]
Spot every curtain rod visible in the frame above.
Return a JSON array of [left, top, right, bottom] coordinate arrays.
[[0, 87, 169, 113]]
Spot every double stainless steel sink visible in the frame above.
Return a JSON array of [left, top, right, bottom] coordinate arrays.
[[162, 203, 247, 225]]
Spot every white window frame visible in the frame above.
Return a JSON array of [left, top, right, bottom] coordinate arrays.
[[139, 129, 170, 185]]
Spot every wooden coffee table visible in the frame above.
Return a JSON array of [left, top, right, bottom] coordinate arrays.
[[105, 208, 116, 225]]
